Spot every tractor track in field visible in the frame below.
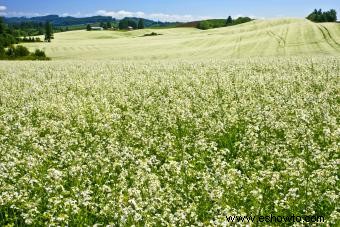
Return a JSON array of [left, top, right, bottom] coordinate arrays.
[[267, 30, 286, 48], [232, 35, 242, 57], [317, 24, 340, 51]]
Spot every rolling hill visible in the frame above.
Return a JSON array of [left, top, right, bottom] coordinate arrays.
[[23, 18, 340, 60], [4, 15, 114, 26]]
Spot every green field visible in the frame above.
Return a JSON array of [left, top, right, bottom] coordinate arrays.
[[23, 18, 340, 60], [1, 18, 340, 226]]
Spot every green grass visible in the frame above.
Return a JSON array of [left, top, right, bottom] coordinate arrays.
[[22, 18, 340, 60]]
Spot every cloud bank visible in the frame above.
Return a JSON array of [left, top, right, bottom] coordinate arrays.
[[0, 5, 6, 15], [2, 7, 216, 22], [96, 10, 211, 22]]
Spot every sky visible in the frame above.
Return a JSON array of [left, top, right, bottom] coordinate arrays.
[[0, 0, 339, 22]]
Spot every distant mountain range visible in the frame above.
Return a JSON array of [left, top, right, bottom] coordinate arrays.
[[4, 15, 180, 28]]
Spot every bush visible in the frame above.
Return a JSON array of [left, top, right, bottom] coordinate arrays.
[[0, 45, 4, 57], [197, 21, 212, 30], [0, 33, 18, 47], [14, 45, 30, 57], [143, 32, 162, 37], [34, 49, 46, 58], [1, 45, 50, 60], [232, 17, 252, 25]]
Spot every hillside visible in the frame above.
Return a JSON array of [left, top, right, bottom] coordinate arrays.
[[4, 15, 179, 28], [4, 15, 114, 26], [23, 18, 340, 60]]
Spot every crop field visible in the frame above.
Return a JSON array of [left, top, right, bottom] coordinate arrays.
[[0, 56, 339, 225], [23, 19, 340, 60]]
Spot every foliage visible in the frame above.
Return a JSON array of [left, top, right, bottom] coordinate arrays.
[[34, 49, 47, 58], [0, 17, 18, 47], [0, 33, 18, 47], [197, 19, 227, 30], [307, 9, 337, 22], [138, 19, 145, 29], [143, 32, 162, 37], [231, 17, 252, 25], [44, 21, 53, 42], [226, 16, 233, 25], [18, 37, 42, 43], [0, 45, 49, 60], [86, 24, 92, 31], [0, 58, 339, 226], [13, 45, 30, 56], [4, 15, 179, 34], [0, 45, 4, 56], [106, 22, 112, 29], [0, 17, 4, 34], [119, 19, 137, 30], [197, 17, 252, 30]]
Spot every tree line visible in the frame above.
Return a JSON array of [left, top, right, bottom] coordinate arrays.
[[0, 17, 49, 60], [87, 19, 145, 31], [197, 16, 252, 30], [307, 9, 337, 23]]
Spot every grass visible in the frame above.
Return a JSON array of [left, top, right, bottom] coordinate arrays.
[[22, 18, 340, 60]]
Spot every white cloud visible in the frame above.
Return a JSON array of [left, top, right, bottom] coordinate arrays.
[[2, 8, 214, 22], [0, 5, 7, 15], [96, 10, 212, 22]]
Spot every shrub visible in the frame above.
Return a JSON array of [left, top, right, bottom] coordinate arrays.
[[34, 49, 46, 58], [143, 32, 162, 37], [1, 46, 49, 60], [0, 45, 4, 57], [14, 45, 30, 57]]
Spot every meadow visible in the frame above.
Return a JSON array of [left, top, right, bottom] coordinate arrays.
[[23, 19, 340, 60], [0, 18, 340, 226]]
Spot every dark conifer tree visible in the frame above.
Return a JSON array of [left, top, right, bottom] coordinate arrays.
[[138, 19, 145, 29], [226, 16, 233, 25], [44, 21, 53, 42]]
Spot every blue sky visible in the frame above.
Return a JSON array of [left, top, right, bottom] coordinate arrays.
[[0, 0, 339, 21]]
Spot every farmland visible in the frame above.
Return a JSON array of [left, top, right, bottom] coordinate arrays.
[[23, 18, 340, 60], [0, 18, 340, 226]]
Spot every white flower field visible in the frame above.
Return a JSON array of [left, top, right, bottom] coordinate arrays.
[[0, 57, 339, 225]]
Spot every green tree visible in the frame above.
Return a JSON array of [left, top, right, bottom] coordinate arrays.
[[44, 21, 53, 42], [34, 49, 46, 58], [197, 21, 212, 30], [0, 45, 4, 58], [226, 16, 233, 25], [86, 24, 92, 31], [106, 22, 112, 29], [128, 20, 137, 29], [0, 17, 5, 34], [328, 9, 337, 22], [138, 19, 145, 29], [119, 19, 129, 30], [14, 45, 30, 57], [307, 9, 337, 22]]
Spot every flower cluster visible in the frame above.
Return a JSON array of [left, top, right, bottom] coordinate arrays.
[[0, 57, 339, 226]]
